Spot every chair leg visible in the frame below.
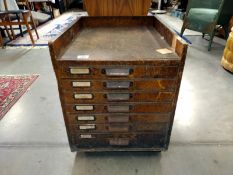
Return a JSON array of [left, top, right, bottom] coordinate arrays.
[[29, 16, 39, 39], [181, 18, 188, 36], [202, 33, 205, 38], [208, 31, 215, 51], [4, 25, 13, 40], [22, 13, 35, 46], [0, 32, 4, 48], [181, 25, 186, 36], [16, 14, 23, 37], [6, 17, 16, 39]]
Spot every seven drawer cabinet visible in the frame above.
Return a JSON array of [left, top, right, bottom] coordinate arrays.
[[49, 16, 188, 152]]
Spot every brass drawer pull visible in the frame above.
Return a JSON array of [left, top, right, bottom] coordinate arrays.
[[75, 105, 94, 111], [107, 105, 131, 112], [72, 81, 91, 87], [74, 93, 93, 100], [104, 81, 133, 89], [77, 115, 95, 121], [105, 93, 131, 101], [109, 138, 129, 146], [108, 115, 129, 123], [102, 68, 133, 76], [69, 67, 90, 75], [79, 124, 96, 130]]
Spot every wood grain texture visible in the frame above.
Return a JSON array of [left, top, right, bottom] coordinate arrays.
[[83, 0, 151, 16], [70, 123, 167, 133], [63, 91, 175, 104], [67, 113, 171, 124], [59, 65, 179, 79], [60, 79, 177, 91]]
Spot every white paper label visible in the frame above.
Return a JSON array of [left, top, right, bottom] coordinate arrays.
[[77, 55, 90, 59], [80, 134, 93, 139], [72, 81, 91, 87], [75, 105, 94, 111], [74, 94, 93, 99], [79, 125, 95, 130], [156, 48, 173, 54], [77, 116, 95, 121], [70, 68, 90, 74]]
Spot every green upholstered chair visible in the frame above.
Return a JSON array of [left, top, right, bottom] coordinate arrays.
[[181, 0, 233, 51]]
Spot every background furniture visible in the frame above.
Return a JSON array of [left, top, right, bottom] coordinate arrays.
[[221, 27, 233, 72], [181, 0, 233, 51], [17, 0, 52, 23], [27, 0, 54, 19], [84, 0, 151, 16], [0, 0, 39, 46]]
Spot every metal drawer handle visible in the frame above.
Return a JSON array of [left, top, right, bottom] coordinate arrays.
[[77, 115, 95, 121], [108, 115, 129, 123], [74, 93, 93, 100], [79, 124, 96, 130], [108, 125, 129, 132], [107, 105, 132, 113], [109, 138, 129, 146], [80, 134, 93, 139], [75, 105, 94, 111], [104, 93, 132, 101], [69, 67, 90, 75], [104, 81, 133, 89], [102, 68, 133, 76], [72, 81, 91, 87]]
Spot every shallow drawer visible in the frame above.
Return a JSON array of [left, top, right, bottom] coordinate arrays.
[[60, 79, 176, 91], [70, 123, 168, 133], [65, 103, 173, 114], [59, 65, 178, 79], [67, 113, 171, 124], [63, 91, 175, 103], [73, 133, 166, 148]]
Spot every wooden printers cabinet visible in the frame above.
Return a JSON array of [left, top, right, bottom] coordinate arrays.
[[49, 16, 188, 152]]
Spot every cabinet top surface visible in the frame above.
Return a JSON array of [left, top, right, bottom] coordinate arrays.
[[59, 26, 180, 61]]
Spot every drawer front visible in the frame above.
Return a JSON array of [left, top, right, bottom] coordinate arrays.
[[60, 79, 176, 91], [63, 91, 175, 103], [59, 65, 179, 79], [67, 113, 171, 124], [70, 123, 168, 133], [65, 103, 173, 113], [74, 133, 166, 148]]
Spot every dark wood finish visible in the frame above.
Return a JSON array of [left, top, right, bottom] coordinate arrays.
[[83, 0, 151, 16], [48, 16, 188, 152], [63, 91, 175, 103], [67, 113, 171, 124], [74, 133, 166, 149], [60, 79, 177, 91], [59, 65, 179, 79], [65, 103, 173, 114], [70, 123, 168, 133]]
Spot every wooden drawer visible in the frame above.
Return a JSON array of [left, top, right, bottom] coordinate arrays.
[[67, 113, 171, 124], [74, 133, 166, 148], [63, 91, 175, 103], [65, 103, 173, 113], [60, 79, 177, 91], [70, 123, 168, 133], [58, 65, 179, 79]]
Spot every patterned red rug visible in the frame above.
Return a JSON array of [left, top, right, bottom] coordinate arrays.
[[0, 75, 39, 120]]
